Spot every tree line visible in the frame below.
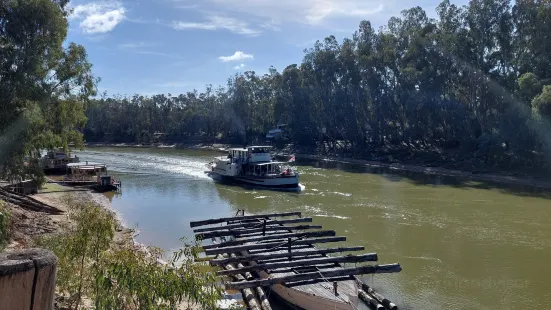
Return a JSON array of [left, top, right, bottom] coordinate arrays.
[[85, 0, 551, 172]]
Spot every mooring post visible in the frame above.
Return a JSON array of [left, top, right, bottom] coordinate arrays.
[[0, 248, 57, 310], [262, 219, 267, 236]]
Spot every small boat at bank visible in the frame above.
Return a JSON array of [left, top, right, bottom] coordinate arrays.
[[64, 162, 121, 192], [207, 146, 301, 191]]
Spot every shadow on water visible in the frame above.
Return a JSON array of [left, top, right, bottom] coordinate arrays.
[[298, 158, 551, 199]]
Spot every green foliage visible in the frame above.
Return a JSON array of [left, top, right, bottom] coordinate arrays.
[[83, 0, 551, 170], [532, 85, 551, 118], [0, 200, 13, 250], [35, 199, 221, 310], [0, 0, 98, 183]]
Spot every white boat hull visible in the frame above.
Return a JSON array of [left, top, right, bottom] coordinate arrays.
[[257, 270, 358, 310]]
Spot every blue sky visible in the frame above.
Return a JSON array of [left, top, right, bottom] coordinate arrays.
[[66, 0, 468, 96]]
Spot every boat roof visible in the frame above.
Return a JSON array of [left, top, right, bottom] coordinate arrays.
[[250, 162, 285, 166], [67, 162, 106, 168], [228, 146, 273, 151]]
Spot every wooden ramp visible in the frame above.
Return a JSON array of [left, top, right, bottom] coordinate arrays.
[[190, 210, 402, 310]]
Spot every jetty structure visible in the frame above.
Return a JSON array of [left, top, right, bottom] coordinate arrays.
[[190, 211, 401, 310]]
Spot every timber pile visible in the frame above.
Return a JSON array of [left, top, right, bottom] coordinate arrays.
[[190, 211, 402, 310], [0, 187, 63, 215]]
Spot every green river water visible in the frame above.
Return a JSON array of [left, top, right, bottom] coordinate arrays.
[[76, 147, 551, 310]]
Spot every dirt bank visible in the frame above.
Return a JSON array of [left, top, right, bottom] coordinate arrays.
[[4, 182, 134, 251]]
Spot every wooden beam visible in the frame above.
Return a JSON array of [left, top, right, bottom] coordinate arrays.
[[205, 236, 346, 255], [226, 264, 402, 290], [217, 254, 379, 276], [197, 225, 322, 239], [249, 244, 313, 254], [193, 217, 313, 233], [209, 246, 365, 265], [190, 212, 301, 227], [203, 230, 336, 250]]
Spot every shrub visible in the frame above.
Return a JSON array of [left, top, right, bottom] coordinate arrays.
[[35, 199, 221, 310]]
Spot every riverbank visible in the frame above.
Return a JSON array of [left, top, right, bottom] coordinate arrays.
[[3, 182, 134, 251]]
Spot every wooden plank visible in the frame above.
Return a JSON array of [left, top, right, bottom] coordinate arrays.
[[210, 246, 365, 266], [203, 230, 336, 250], [205, 237, 346, 255], [193, 217, 313, 233], [216, 254, 379, 276], [197, 225, 322, 239], [190, 212, 301, 227], [226, 264, 402, 290]]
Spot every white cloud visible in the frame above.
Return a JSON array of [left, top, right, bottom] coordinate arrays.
[[219, 51, 253, 62], [174, 0, 385, 26], [233, 63, 246, 70], [172, 16, 260, 35], [70, 1, 125, 34], [117, 41, 159, 49]]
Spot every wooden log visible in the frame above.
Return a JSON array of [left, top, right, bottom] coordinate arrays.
[[198, 225, 322, 239], [203, 230, 337, 250], [359, 290, 385, 310], [217, 253, 379, 276], [190, 211, 301, 227], [210, 246, 365, 266], [0, 188, 63, 215], [226, 264, 402, 290], [222, 260, 261, 310], [0, 248, 57, 310], [205, 237, 346, 255], [230, 254, 272, 310], [193, 217, 313, 233], [359, 282, 398, 310]]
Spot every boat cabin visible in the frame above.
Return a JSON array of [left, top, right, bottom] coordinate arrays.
[[65, 162, 108, 182], [42, 148, 80, 170], [244, 162, 292, 177], [227, 146, 273, 163]]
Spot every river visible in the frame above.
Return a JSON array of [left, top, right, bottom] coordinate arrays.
[[75, 147, 551, 310]]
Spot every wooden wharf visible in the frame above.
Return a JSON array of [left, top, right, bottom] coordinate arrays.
[[190, 210, 401, 310]]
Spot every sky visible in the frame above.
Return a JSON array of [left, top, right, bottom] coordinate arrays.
[[66, 0, 468, 97]]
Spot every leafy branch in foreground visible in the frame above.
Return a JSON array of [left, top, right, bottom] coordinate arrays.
[[35, 199, 221, 310], [0, 200, 13, 250]]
